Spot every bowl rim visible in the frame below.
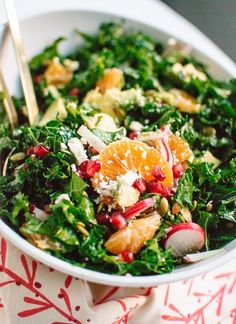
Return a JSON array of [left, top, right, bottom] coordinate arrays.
[[0, 8, 236, 287]]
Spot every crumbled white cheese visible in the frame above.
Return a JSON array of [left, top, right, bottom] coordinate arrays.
[[129, 121, 143, 132], [95, 179, 118, 197], [118, 171, 139, 187], [52, 56, 60, 64], [135, 88, 146, 107], [68, 137, 88, 165], [67, 102, 77, 110], [172, 63, 207, 82], [63, 59, 79, 71], [95, 171, 138, 197], [91, 155, 99, 161], [141, 151, 147, 159], [55, 193, 71, 205], [71, 164, 77, 172], [115, 185, 140, 208]]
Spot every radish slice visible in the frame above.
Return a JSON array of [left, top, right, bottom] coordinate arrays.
[[159, 125, 174, 166], [183, 249, 222, 263], [163, 223, 205, 257], [77, 125, 107, 153], [123, 197, 156, 219], [138, 125, 175, 167], [159, 138, 175, 167], [68, 137, 88, 164]]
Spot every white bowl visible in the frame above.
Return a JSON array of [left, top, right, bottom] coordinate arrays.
[[0, 10, 236, 287]]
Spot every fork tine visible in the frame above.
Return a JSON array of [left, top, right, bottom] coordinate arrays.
[[0, 69, 18, 128], [4, 0, 39, 126]]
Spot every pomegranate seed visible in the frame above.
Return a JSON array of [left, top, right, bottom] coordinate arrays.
[[27, 146, 34, 156], [78, 160, 89, 172], [97, 213, 110, 224], [69, 87, 80, 97], [29, 203, 35, 213], [33, 74, 43, 84], [78, 160, 101, 178], [172, 163, 184, 179], [121, 250, 134, 263], [44, 204, 51, 214], [147, 181, 172, 198], [85, 160, 101, 177], [123, 197, 156, 220], [110, 212, 126, 229], [33, 144, 50, 157], [129, 131, 140, 140], [88, 146, 99, 155], [133, 178, 146, 193], [151, 166, 166, 181]]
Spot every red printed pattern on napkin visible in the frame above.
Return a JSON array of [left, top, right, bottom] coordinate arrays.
[[0, 237, 235, 324]]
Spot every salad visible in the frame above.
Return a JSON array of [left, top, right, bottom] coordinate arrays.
[[0, 22, 235, 276]]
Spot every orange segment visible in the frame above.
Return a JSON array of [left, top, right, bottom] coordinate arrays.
[[168, 134, 193, 163], [170, 89, 201, 114], [105, 213, 161, 254], [44, 62, 73, 87], [96, 68, 124, 93], [93, 139, 173, 187]]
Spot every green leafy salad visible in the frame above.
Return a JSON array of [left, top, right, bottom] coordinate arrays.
[[0, 22, 235, 275]]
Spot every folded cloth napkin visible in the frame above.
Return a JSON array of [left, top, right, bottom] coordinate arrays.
[[0, 235, 235, 324]]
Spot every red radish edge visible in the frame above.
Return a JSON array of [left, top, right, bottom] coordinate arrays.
[[163, 223, 206, 246], [161, 139, 174, 167], [123, 197, 156, 219], [162, 222, 206, 257]]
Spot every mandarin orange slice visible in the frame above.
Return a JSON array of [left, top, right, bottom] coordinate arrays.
[[105, 212, 161, 254], [168, 134, 193, 163], [44, 62, 72, 87], [170, 88, 201, 114], [96, 68, 124, 92], [92, 139, 173, 188]]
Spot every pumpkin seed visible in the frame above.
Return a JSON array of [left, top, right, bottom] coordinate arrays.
[[159, 197, 169, 216], [10, 152, 26, 162], [77, 222, 89, 237], [206, 202, 213, 212], [191, 200, 198, 212], [203, 126, 216, 137]]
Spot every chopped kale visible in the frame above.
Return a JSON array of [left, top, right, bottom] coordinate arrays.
[[0, 21, 235, 276]]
